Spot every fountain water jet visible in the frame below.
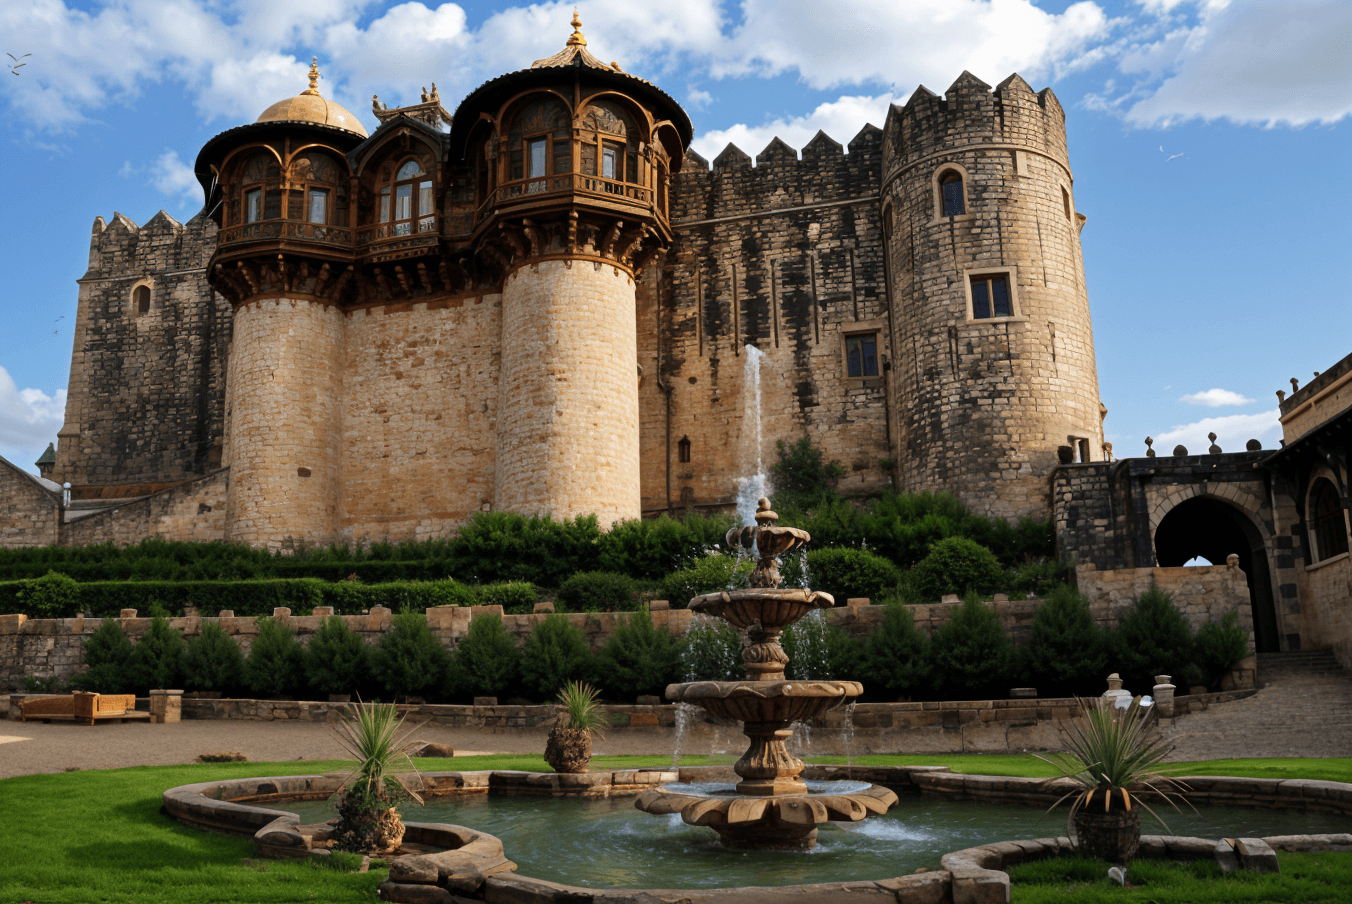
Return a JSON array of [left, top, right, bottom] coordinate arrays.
[[635, 496, 897, 850]]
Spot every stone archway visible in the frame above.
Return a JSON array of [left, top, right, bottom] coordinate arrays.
[[1154, 495, 1281, 653]]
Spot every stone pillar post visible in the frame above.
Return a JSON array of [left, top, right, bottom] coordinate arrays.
[[149, 689, 183, 724], [1152, 674, 1176, 717]]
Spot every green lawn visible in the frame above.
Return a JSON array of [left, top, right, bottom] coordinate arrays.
[[1009, 852, 1352, 903], [2, 755, 1349, 904]]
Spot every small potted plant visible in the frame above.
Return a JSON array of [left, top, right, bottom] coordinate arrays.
[[545, 681, 606, 773], [1039, 696, 1190, 863], [329, 699, 423, 854]]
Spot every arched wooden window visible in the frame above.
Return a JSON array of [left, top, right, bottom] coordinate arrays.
[[133, 285, 150, 315], [940, 170, 965, 217], [507, 98, 571, 195], [377, 158, 434, 237], [580, 101, 641, 193], [1311, 478, 1349, 561], [239, 153, 281, 226], [289, 151, 348, 228]]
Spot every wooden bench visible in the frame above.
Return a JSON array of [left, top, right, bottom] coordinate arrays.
[[20, 692, 150, 725]]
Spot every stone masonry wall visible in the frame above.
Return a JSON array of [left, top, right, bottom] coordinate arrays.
[[56, 211, 230, 496], [882, 73, 1102, 523], [339, 293, 502, 545], [223, 298, 345, 548], [494, 261, 640, 526], [0, 571, 1256, 692], [1280, 351, 1352, 443], [651, 128, 892, 513], [0, 458, 61, 549], [59, 469, 229, 547]]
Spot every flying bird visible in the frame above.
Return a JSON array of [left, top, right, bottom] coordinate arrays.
[[1159, 145, 1184, 162], [7, 52, 30, 75]]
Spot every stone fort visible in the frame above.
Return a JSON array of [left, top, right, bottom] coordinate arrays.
[[2, 17, 1349, 668]]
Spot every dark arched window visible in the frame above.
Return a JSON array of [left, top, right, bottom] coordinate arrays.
[[678, 436, 691, 464], [508, 98, 571, 194], [133, 285, 150, 315], [940, 170, 965, 217], [378, 158, 434, 237], [1311, 478, 1349, 561]]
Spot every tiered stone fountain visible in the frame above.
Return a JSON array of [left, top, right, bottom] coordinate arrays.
[[635, 498, 897, 849]]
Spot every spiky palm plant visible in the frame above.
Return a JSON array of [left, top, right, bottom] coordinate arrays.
[[545, 681, 605, 773], [1039, 697, 1191, 862], [329, 698, 423, 853]]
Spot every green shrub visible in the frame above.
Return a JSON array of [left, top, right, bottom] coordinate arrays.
[[782, 612, 862, 680], [930, 594, 1013, 699], [446, 512, 602, 588], [771, 437, 846, 510], [243, 617, 305, 697], [595, 609, 681, 700], [474, 581, 540, 614], [14, 571, 81, 618], [370, 611, 450, 701], [910, 537, 1004, 600], [321, 579, 475, 614], [125, 614, 186, 694], [1111, 586, 1196, 694], [70, 618, 134, 693], [1193, 611, 1251, 688], [1008, 559, 1071, 599], [183, 622, 245, 695], [555, 571, 639, 612], [804, 548, 901, 602], [596, 514, 733, 580], [679, 617, 745, 682], [1019, 584, 1106, 697], [861, 601, 931, 700], [452, 614, 521, 700], [519, 614, 593, 700], [304, 616, 371, 699], [656, 555, 752, 607]]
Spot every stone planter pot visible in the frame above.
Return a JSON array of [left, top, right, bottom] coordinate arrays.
[[1073, 803, 1141, 863], [544, 726, 592, 773]]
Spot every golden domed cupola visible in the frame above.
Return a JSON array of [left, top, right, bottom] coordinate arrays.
[[255, 58, 368, 137]]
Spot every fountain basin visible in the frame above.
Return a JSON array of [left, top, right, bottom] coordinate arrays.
[[667, 680, 861, 724], [635, 780, 899, 851], [688, 588, 835, 630]]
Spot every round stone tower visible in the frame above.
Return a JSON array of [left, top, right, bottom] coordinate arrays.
[[447, 13, 690, 525], [196, 60, 368, 548], [881, 72, 1104, 522]]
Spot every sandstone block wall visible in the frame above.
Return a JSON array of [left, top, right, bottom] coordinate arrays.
[[340, 294, 501, 544], [882, 73, 1102, 523], [494, 261, 640, 525], [56, 211, 230, 496], [61, 469, 228, 547], [224, 298, 345, 548], [1076, 562, 1255, 644], [651, 129, 893, 513], [1280, 351, 1352, 443], [0, 458, 61, 549]]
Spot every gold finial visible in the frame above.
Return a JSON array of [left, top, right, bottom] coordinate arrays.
[[567, 7, 587, 46], [302, 57, 321, 96]]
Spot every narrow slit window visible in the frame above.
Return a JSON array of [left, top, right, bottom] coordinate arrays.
[[245, 189, 262, 223], [418, 180, 435, 231], [1312, 479, 1349, 561], [678, 436, 691, 464], [134, 285, 150, 315], [378, 187, 391, 223], [528, 139, 547, 179], [941, 172, 965, 217], [846, 334, 879, 378]]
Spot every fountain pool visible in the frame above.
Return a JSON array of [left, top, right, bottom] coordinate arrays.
[[257, 792, 1352, 889]]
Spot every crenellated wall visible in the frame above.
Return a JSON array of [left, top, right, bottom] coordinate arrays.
[[882, 73, 1101, 523], [56, 211, 231, 498]]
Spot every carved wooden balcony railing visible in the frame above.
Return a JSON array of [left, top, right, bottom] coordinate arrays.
[[219, 221, 354, 248]]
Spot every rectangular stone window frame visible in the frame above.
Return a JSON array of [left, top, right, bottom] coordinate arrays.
[[839, 318, 887, 381], [962, 265, 1025, 323]]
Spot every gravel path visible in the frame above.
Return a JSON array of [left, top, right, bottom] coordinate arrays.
[[0, 719, 675, 780]]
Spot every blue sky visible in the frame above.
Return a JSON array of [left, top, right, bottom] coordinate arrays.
[[1, 0, 1349, 475]]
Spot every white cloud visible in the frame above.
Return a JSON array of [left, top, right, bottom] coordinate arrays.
[[1151, 409, 1280, 455], [1125, 0, 1352, 126], [149, 150, 202, 207], [692, 93, 899, 162], [1179, 388, 1254, 407], [0, 366, 66, 475]]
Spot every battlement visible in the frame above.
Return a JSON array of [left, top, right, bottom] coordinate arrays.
[[882, 71, 1069, 174], [671, 125, 882, 224], [85, 209, 216, 278]]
